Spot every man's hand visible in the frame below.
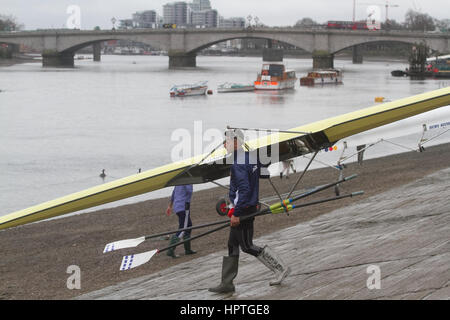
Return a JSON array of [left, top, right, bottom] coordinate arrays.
[[166, 205, 172, 216], [227, 207, 235, 218], [230, 215, 240, 227]]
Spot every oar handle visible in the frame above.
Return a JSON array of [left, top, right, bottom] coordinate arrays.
[[157, 222, 230, 253], [158, 190, 364, 253], [144, 219, 229, 241], [269, 174, 358, 211]]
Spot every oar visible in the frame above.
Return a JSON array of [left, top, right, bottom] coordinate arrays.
[[118, 175, 361, 270], [119, 190, 363, 270], [267, 173, 358, 213], [104, 173, 358, 253], [103, 174, 357, 253], [262, 191, 364, 215], [103, 218, 230, 253], [120, 221, 230, 270]]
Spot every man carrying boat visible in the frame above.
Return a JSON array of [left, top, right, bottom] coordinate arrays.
[[208, 129, 291, 294]]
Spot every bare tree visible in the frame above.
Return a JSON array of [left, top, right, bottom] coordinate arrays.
[[404, 9, 435, 32], [382, 19, 406, 31], [434, 18, 450, 32], [295, 17, 318, 28], [0, 15, 24, 31]]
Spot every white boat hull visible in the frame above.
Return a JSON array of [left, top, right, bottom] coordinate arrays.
[[170, 87, 208, 97], [218, 86, 254, 93]]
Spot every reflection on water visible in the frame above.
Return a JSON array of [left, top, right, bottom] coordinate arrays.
[[0, 55, 448, 216], [254, 89, 296, 105]]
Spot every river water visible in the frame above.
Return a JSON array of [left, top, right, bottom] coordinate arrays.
[[0, 55, 449, 217]]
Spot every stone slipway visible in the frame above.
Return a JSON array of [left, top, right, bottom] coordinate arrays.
[[77, 168, 450, 300]]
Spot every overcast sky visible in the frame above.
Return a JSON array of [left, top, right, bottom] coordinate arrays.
[[1, 0, 449, 30]]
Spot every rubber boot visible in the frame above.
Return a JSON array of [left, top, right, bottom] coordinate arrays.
[[208, 256, 239, 294], [257, 245, 291, 286], [166, 235, 180, 258], [183, 235, 197, 255]]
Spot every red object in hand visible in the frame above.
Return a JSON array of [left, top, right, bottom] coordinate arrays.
[[227, 207, 235, 218]]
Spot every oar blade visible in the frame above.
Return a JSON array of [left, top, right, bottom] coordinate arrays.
[[120, 249, 158, 271], [103, 236, 146, 253]]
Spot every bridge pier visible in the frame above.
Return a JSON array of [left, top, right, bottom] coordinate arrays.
[[352, 45, 363, 64], [168, 51, 196, 68], [0, 44, 19, 59], [42, 51, 74, 67], [93, 43, 101, 62], [312, 51, 334, 69]]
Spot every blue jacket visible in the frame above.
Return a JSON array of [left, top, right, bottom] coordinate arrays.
[[229, 151, 260, 217], [171, 185, 193, 213]]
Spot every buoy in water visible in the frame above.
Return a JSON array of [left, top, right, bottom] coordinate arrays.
[[374, 97, 385, 103]]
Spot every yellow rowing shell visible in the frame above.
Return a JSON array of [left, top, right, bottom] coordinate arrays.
[[1, 87, 449, 230]]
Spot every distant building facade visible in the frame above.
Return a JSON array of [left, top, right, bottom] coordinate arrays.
[[191, 9, 218, 28], [132, 10, 158, 28], [219, 17, 245, 28], [118, 19, 134, 29], [117, 1, 244, 30], [163, 2, 189, 26], [189, 0, 212, 11]]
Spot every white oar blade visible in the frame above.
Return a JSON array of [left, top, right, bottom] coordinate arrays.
[[103, 236, 146, 253], [120, 249, 158, 271]]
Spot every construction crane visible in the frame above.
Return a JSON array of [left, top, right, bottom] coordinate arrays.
[[385, 0, 400, 23]]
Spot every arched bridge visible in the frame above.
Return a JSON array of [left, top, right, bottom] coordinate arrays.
[[1, 27, 449, 68]]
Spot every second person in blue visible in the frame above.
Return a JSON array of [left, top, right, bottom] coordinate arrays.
[[166, 184, 197, 258]]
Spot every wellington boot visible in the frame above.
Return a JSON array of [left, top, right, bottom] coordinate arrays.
[[166, 235, 180, 258], [183, 235, 197, 255], [208, 256, 239, 294], [257, 245, 291, 286]]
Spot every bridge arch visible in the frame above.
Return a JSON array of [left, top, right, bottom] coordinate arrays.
[[184, 35, 313, 55], [183, 31, 315, 54], [330, 35, 444, 55], [58, 35, 168, 54]]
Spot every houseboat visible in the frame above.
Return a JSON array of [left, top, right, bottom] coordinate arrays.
[[254, 62, 297, 90], [300, 69, 343, 86]]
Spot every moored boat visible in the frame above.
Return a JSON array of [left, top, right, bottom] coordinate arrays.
[[300, 69, 343, 86], [391, 70, 407, 77], [254, 62, 297, 90], [170, 81, 208, 97], [217, 82, 254, 93]]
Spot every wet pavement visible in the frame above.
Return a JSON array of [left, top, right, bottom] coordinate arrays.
[[77, 168, 450, 300]]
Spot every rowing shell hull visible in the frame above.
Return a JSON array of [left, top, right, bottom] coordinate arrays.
[[1, 87, 449, 230]]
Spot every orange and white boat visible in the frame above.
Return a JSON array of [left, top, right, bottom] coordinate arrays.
[[254, 62, 297, 90]]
